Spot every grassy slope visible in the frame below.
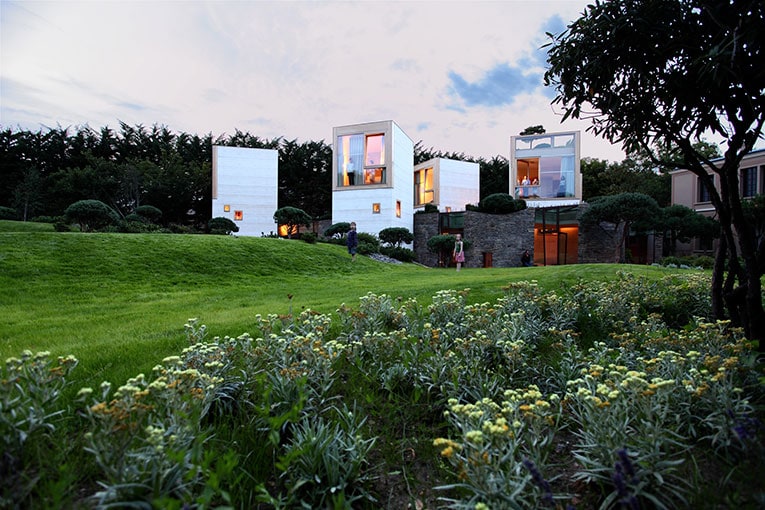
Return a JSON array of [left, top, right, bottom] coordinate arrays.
[[0, 227, 677, 390]]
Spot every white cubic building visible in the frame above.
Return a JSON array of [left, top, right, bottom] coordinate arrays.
[[414, 158, 480, 212], [332, 120, 414, 239], [211, 145, 279, 237]]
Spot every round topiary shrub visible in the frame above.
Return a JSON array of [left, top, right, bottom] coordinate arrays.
[[64, 199, 120, 232], [208, 216, 239, 235], [324, 222, 351, 238], [134, 205, 163, 224], [378, 227, 414, 247], [479, 193, 526, 214]]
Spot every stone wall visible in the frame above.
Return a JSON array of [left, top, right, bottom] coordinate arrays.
[[413, 205, 657, 268], [413, 209, 535, 268], [578, 221, 621, 263], [462, 209, 535, 268], [413, 212, 441, 267]]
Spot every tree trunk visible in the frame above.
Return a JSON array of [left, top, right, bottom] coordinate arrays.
[[711, 235, 726, 320]]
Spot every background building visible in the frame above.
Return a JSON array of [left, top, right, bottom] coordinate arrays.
[[414, 158, 480, 213], [670, 148, 765, 256], [212, 146, 279, 237], [332, 120, 414, 241], [510, 131, 582, 265]]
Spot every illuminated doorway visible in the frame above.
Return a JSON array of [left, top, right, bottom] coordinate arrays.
[[534, 206, 579, 265]]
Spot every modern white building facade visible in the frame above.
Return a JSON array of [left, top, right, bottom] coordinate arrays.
[[510, 131, 582, 208], [509, 131, 583, 266], [211, 145, 279, 237], [332, 120, 414, 239], [414, 158, 480, 212]]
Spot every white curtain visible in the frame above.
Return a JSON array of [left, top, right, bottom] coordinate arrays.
[[560, 156, 575, 196]]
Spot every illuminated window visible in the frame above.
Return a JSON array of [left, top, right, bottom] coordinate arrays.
[[234, 210, 243, 221], [372, 203, 381, 214], [337, 133, 386, 187], [396, 200, 401, 217], [223, 204, 231, 212], [445, 206, 452, 213], [414, 167, 434, 206]]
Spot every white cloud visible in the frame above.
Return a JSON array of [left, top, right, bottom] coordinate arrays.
[[1, 0, 628, 161]]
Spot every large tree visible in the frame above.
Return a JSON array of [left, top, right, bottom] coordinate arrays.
[[545, 0, 765, 347], [579, 192, 662, 263]]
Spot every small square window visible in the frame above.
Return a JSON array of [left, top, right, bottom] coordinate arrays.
[[445, 206, 452, 213], [223, 204, 231, 212], [372, 203, 381, 214], [234, 210, 243, 221]]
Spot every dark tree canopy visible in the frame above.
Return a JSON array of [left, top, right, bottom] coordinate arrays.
[[545, 0, 765, 345], [520, 125, 546, 135], [662, 204, 719, 256], [580, 193, 662, 263]]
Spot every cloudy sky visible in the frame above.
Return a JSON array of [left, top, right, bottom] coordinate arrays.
[[2, 0, 631, 162]]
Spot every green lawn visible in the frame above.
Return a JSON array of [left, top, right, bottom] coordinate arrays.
[[0, 227, 678, 390]]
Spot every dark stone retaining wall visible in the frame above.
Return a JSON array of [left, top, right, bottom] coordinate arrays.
[[413, 205, 661, 268]]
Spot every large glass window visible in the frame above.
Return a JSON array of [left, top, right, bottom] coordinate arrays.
[[337, 133, 386, 187], [741, 166, 757, 197], [515, 156, 574, 198], [414, 167, 434, 206]]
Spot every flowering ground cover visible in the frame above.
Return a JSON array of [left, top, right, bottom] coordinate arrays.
[[3, 269, 763, 508]]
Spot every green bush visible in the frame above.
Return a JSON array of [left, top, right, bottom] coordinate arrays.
[[323, 222, 351, 238], [64, 200, 120, 232], [380, 246, 416, 262], [415, 204, 438, 214], [479, 193, 527, 214], [661, 255, 714, 269], [208, 217, 239, 235], [134, 205, 163, 224], [54, 221, 73, 232], [124, 213, 148, 224], [300, 232, 317, 244], [355, 232, 380, 255], [378, 227, 414, 247]]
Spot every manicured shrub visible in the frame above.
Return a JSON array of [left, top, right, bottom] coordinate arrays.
[[378, 227, 414, 247], [300, 232, 317, 244], [323, 222, 351, 238], [64, 200, 120, 232], [208, 216, 239, 235], [124, 213, 148, 224], [479, 193, 527, 214], [380, 246, 416, 262], [415, 204, 438, 214], [273, 206, 311, 239], [134, 205, 163, 223], [356, 232, 380, 255]]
